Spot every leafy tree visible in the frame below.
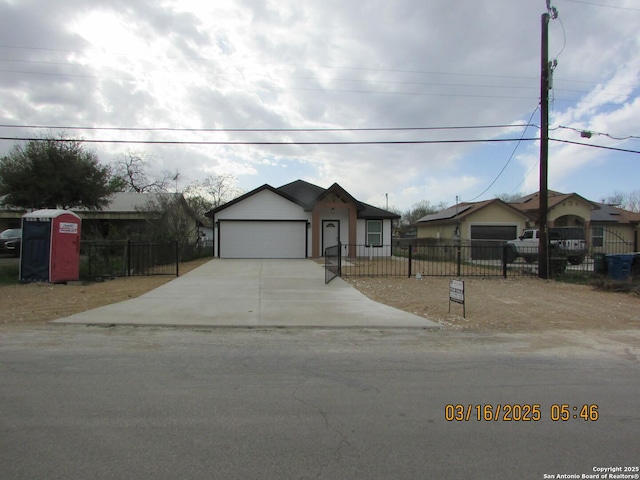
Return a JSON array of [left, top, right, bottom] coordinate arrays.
[[0, 136, 119, 210]]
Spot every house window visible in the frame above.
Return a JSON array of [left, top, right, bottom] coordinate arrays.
[[592, 226, 604, 247], [366, 220, 383, 247]]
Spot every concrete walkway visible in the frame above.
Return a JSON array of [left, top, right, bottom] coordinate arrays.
[[54, 259, 440, 328]]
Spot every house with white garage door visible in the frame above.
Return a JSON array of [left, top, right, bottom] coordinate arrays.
[[205, 180, 400, 258]]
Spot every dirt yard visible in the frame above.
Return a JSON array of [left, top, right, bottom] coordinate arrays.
[[0, 258, 638, 332], [344, 275, 639, 332]]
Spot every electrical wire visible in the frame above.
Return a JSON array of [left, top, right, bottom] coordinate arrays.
[[0, 136, 542, 146], [550, 138, 640, 153], [561, 0, 640, 11], [0, 123, 537, 133], [552, 125, 640, 141], [467, 107, 541, 202], [2, 135, 635, 153]]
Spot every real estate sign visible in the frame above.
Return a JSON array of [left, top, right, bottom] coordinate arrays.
[[449, 279, 465, 317]]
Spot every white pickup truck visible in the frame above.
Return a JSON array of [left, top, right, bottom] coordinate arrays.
[[505, 227, 587, 265]]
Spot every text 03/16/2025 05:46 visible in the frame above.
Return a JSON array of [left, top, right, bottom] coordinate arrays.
[[444, 404, 599, 422]]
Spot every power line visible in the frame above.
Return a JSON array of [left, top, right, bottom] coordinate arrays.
[[0, 134, 638, 153], [549, 138, 640, 153], [468, 107, 540, 201], [552, 124, 640, 140], [561, 0, 640, 11], [0, 123, 537, 133], [0, 136, 542, 146]]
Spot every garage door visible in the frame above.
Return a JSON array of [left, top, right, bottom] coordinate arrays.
[[470, 225, 518, 260], [219, 221, 307, 259]]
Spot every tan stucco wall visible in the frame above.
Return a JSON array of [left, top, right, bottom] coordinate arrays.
[[416, 224, 456, 240], [549, 199, 592, 224], [416, 203, 526, 241], [591, 224, 637, 253]]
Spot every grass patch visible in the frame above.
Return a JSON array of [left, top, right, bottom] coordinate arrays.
[[589, 276, 639, 295], [0, 263, 19, 285]]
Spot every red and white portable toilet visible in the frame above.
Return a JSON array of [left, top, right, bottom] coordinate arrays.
[[20, 209, 82, 283]]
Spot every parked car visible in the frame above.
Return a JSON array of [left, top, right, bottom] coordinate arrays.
[[504, 227, 587, 265], [0, 228, 22, 256]]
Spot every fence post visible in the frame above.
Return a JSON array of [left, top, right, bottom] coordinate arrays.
[[502, 244, 507, 278], [456, 244, 461, 277], [408, 245, 412, 278], [176, 241, 179, 277], [88, 243, 92, 278], [126, 239, 131, 277]]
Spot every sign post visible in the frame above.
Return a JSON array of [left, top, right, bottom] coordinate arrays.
[[449, 279, 466, 318]]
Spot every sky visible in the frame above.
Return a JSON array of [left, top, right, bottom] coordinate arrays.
[[0, 0, 639, 212]]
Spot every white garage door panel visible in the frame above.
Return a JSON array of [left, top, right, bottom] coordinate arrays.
[[220, 221, 306, 258]]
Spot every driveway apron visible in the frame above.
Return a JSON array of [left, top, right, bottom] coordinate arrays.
[[53, 259, 440, 328]]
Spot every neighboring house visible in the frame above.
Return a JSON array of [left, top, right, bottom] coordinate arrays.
[[413, 198, 532, 259], [0, 196, 24, 232], [414, 190, 639, 255], [508, 191, 598, 229], [1, 192, 208, 243], [590, 203, 640, 254], [78, 192, 206, 243], [205, 180, 400, 258]]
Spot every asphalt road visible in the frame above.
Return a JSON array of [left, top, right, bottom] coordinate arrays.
[[1, 326, 638, 480]]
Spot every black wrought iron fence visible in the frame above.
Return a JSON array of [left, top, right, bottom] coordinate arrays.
[[339, 244, 506, 278], [82, 240, 179, 279]]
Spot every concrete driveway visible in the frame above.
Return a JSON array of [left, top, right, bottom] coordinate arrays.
[[54, 259, 440, 328]]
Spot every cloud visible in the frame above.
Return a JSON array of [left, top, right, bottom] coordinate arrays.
[[1, 0, 638, 210]]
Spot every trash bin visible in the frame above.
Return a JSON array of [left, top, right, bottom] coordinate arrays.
[[593, 253, 607, 275], [20, 209, 82, 283], [605, 254, 634, 281]]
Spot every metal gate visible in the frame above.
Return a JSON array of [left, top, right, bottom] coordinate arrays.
[[324, 243, 341, 283]]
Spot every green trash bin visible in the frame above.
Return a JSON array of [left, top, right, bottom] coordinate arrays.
[[593, 253, 607, 275]]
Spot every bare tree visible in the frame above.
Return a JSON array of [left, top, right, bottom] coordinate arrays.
[[604, 190, 640, 212], [495, 192, 526, 203], [200, 173, 243, 209], [183, 173, 243, 216], [113, 151, 173, 193], [401, 200, 448, 226]]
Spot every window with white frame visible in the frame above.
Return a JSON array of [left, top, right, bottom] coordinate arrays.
[[366, 220, 383, 246]]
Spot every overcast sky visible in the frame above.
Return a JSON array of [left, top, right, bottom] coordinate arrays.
[[1, 0, 639, 211]]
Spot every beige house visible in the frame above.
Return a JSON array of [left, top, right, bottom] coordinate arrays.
[[508, 191, 598, 230], [589, 203, 640, 254], [414, 190, 639, 255], [414, 198, 531, 245]]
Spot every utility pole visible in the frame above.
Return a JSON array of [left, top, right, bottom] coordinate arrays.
[[539, 2, 557, 279]]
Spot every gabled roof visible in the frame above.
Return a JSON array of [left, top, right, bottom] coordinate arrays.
[[414, 198, 530, 225], [206, 179, 400, 219], [205, 184, 305, 217], [510, 191, 599, 212], [281, 180, 399, 218], [277, 180, 326, 208]]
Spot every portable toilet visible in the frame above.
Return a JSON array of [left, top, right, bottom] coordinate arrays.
[[20, 209, 82, 283]]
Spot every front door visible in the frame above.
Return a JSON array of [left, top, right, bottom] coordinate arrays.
[[322, 220, 340, 256]]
